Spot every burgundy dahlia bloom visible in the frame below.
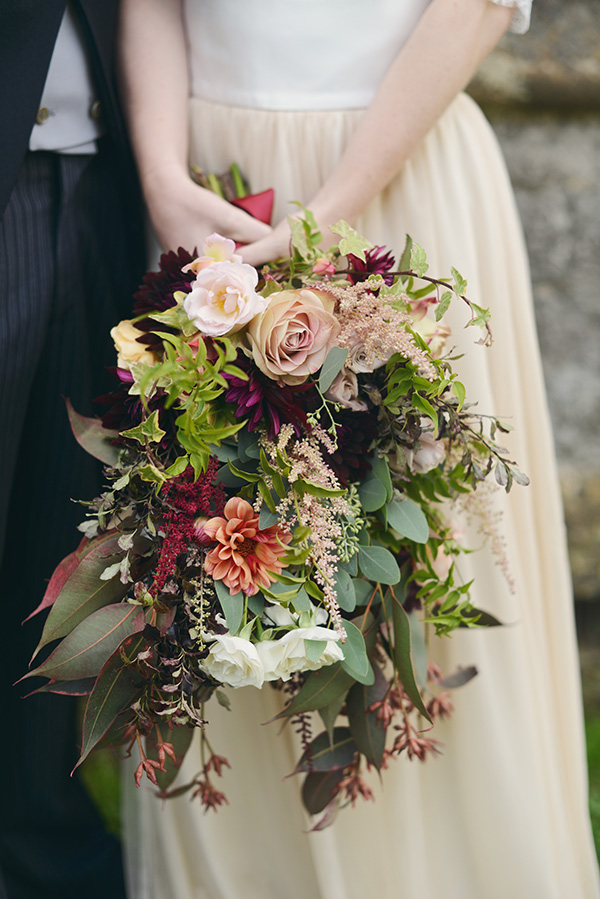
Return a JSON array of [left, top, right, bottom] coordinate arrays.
[[347, 246, 396, 286], [223, 355, 314, 439], [132, 247, 197, 349]]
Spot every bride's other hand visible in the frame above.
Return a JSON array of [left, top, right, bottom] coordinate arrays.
[[146, 164, 272, 253], [239, 211, 338, 267], [119, 0, 273, 253]]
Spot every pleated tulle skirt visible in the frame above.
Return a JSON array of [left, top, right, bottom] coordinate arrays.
[[123, 93, 600, 899]]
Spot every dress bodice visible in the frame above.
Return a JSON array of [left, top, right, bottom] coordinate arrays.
[[183, 0, 532, 111]]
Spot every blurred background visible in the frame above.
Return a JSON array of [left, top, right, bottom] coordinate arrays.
[[468, 0, 600, 854]]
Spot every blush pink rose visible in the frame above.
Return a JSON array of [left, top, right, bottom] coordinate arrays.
[[246, 288, 340, 384], [183, 260, 266, 337]]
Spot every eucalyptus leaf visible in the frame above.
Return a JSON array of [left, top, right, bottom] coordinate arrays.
[[346, 664, 388, 769], [318, 347, 349, 394], [214, 581, 244, 634], [386, 498, 429, 544], [341, 620, 373, 684], [390, 596, 432, 723], [358, 478, 388, 513], [273, 664, 354, 719], [305, 640, 327, 664], [301, 770, 345, 815], [293, 727, 357, 774], [357, 545, 401, 585], [333, 568, 356, 613]]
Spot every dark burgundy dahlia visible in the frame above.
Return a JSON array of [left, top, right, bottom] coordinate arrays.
[[223, 355, 315, 440], [347, 246, 396, 286], [327, 410, 377, 486], [132, 247, 197, 349]]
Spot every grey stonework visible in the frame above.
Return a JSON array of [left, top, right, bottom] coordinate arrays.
[[467, 1, 600, 604]]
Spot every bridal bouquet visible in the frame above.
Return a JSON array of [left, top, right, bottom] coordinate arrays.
[[26, 209, 527, 825]]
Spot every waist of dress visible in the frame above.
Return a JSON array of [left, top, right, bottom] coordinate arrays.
[[189, 85, 376, 112]]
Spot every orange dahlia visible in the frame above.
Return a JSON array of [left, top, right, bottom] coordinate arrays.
[[202, 498, 291, 596]]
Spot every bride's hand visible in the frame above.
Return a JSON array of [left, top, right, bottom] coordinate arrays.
[[239, 212, 338, 267], [145, 167, 273, 253]]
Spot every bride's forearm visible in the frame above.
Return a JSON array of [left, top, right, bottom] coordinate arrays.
[[309, 0, 515, 225], [118, 0, 189, 196]]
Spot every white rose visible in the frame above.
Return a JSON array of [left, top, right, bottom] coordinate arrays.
[[324, 368, 368, 412], [258, 627, 343, 682], [183, 260, 266, 337], [200, 634, 265, 688], [412, 430, 446, 473], [345, 334, 390, 374]]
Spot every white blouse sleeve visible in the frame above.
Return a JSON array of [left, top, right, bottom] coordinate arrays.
[[489, 0, 532, 34]]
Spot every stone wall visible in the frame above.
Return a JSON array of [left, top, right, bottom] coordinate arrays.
[[468, 0, 600, 604]]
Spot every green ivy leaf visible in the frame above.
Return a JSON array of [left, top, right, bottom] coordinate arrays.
[[451, 267, 467, 296], [329, 221, 374, 261], [121, 410, 166, 445], [410, 243, 429, 278], [435, 290, 453, 322], [467, 302, 492, 330]]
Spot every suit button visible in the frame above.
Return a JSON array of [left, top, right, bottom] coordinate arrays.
[[36, 107, 50, 125], [90, 100, 102, 120]]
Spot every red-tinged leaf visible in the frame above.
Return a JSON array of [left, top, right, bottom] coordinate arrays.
[[270, 663, 354, 721], [25, 678, 96, 697], [32, 532, 128, 659], [65, 398, 120, 465], [390, 595, 432, 724], [346, 664, 389, 770], [301, 770, 345, 815], [292, 727, 357, 775], [304, 797, 342, 831], [145, 724, 195, 792], [24, 537, 90, 622], [76, 637, 146, 768], [231, 188, 274, 225], [24, 603, 146, 683]]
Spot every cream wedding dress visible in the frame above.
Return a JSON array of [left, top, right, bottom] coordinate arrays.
[[124, 2, 600, 896]]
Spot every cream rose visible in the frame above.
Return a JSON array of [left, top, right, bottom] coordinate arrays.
[[246, 288, 340, 384], [325, 368, 368, 412], [412, 430, 446, 473], [200, 634, 265, 688], [257, 627, 343, 682], [183, 260, 266, 337], [182, 233, 242, 275], [110, 320, 159, 371]]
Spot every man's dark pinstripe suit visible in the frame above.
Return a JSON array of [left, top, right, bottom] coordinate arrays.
[[0, 3, 143, 895]]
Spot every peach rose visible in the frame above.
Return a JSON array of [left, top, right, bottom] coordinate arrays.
[[110, 320, 159, 371], [183, 260, 266, 337], [246, 288, 340, 384], [182, 233, 242, 275]]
